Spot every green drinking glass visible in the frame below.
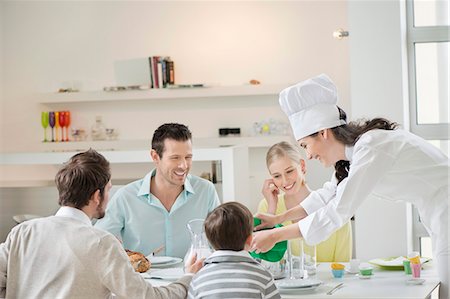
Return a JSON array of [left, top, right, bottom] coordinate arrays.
[[41, 112, 49, 142]]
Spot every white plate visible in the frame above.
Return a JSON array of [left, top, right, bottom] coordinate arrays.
[[369, 256, 430, 270], [278, 284, 321, 294], [147, 268, 184, 281], [356, 273, 374, 279], [276, 278, 322, 289], [406, 278, 425, 285], [13, 214, 41, 224], [345, 267, 358, 274], [150, 257, 183, 268], [147, 256, 176, 265]]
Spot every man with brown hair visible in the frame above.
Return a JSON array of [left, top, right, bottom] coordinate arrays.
[[188, 202, 280, 299], [96, 123, 220, 258], [0, 149, 203, 299]]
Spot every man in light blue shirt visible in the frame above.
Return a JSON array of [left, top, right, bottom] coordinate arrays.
[[96, 123, 220, 258]]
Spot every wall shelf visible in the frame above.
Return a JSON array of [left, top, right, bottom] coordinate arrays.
[[37, 84, 289, 104], [0, 146, 250, 205], [33, 135, 293, 153]]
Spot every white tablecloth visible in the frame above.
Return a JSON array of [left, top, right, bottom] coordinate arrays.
[[146, 262, 440, 299]]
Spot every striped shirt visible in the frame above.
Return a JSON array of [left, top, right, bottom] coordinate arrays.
[[188, 250, 280, 299]]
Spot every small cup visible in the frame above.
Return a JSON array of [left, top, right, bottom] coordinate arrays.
[[403, 260, 412, 275], [411, 263, 421, 278], [350, 259, 360, 273], [408, 251, 421, 264], [359, 264, 373, 276], [332, 269, 345, 278]]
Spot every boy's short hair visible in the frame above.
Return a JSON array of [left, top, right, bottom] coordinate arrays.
[[204, 202, 253, 251]]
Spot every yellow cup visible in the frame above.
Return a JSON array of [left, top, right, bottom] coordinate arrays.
[[408, 252, 420, 264]]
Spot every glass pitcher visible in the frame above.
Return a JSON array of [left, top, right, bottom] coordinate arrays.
[[184, 219, 213, 266]]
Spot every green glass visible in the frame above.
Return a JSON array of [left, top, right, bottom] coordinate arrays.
[[249, 218, 288, 262], [41, 112, 49, 142]]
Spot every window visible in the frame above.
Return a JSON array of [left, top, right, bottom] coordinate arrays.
[[406, 1, 449, 258], [406, 0, 449, 140]]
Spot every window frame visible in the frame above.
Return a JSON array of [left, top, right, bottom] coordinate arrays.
[[406, 1, 449, 257], [406, 1, 450, 140]]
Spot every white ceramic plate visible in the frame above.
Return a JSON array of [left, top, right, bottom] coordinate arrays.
[[150, 257, 183, 268], [278, 284, 321, 294], [405, 278, 425, 285], [147, 268, 184, 281], [13, 214, 41, 224], [356, 273, 374, 279], [369, 256, 430, 270], [345, 267, 358, 274], [276, 278, 322, 289], [147, 256, 176, 265]]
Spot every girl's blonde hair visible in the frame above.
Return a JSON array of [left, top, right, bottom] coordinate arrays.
[[266, 141, 303, 168]]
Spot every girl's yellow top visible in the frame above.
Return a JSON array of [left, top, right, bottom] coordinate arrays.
[[258, 195, 352, 262]]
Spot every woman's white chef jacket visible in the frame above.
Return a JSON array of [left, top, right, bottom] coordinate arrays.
[[298, 129, 448, 253]]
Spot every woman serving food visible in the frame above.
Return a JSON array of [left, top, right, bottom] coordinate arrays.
[[251, 74, 449, 298]]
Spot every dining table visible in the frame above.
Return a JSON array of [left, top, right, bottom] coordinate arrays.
[[144, 261, 440, 299]]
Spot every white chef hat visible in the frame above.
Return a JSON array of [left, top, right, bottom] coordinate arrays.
[[279, 74, 346, 140]]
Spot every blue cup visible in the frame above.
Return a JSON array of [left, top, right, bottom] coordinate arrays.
[[332, 269, 345, 278]]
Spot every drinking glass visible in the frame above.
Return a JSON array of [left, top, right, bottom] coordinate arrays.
[[287, 238, 304, 279], [49, 112, 55, 142], [58, 111, 66, 142], [259, 257, 287, 280], [41, 112, 49, 142], [55, 112, 60, 142], [303, 242, 317, 276], [64, 111, 71, 141]]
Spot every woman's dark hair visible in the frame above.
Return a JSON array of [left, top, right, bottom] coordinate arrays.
[[204, 202, 253, 251], [331, 107, 398, 146], [151, 123, 192, 158], [55, 149, 111, 209], [311, 107, 399, 184]]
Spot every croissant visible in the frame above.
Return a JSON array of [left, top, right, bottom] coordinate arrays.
[[125, 249, 151, 273]]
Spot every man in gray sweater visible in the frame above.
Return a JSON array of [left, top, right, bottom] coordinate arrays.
[[0, 149, 203, 299]]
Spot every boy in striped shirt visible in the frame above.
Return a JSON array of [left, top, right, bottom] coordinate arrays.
[[188, 202, 281, 299]]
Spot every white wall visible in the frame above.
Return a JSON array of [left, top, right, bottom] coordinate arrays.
[[0, 1, 348, 241], [348, 0, 409, 261], [2, 1, 350, 151], [0, 1, 4, 152]]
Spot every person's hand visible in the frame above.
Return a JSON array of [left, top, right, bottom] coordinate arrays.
[[184, 253, 205, 274], [261, 179, 279, 208], [253, 212, 281, 231], [250, 229, 278, 254]]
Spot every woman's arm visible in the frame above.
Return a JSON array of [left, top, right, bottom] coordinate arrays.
[[254, 203, 308, 231], [298, 143, 396, 245], [251, 222, 302, 253], [300, 180, 337, 215]]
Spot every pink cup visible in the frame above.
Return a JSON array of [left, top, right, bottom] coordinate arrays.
[[411, 263, 421, 278]]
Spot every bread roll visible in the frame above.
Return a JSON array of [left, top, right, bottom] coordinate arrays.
[[125, 249, 151, 273]]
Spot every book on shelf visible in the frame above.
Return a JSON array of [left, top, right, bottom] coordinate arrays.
[[113, 56, 174, 89], [148, 57, 154, 89], [148, 56, 174, 89], [166, 58, 175, 85], [157, 59, 163, 88], [152, 56, 160, 88]]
